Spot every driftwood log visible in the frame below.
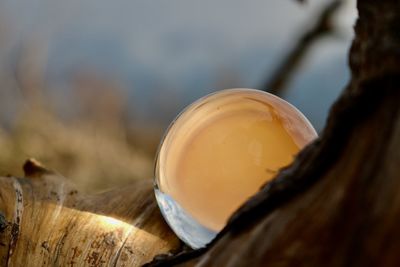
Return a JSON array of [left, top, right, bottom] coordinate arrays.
[[0, 159, 180, 266], [1, 0, 400, 266]]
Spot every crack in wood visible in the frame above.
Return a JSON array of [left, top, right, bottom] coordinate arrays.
[[7, 178, 23, 266], [0, 212, 7, 233]]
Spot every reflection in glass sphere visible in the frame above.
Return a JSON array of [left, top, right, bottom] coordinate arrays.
[[154, 88, 317, 248]]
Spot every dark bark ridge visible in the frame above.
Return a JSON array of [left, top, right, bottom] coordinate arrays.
[[145, 1, 400, 266]]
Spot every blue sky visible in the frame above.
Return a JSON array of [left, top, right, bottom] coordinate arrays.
[[0, 0, 357, 131]]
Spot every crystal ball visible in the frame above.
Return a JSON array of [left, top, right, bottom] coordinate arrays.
[[154, 88, 317, 248]]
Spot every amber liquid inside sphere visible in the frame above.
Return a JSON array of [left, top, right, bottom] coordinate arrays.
[[156, 89, 317, 234]]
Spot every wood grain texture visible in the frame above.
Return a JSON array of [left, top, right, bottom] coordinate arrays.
[[0, 159, 180, 267]]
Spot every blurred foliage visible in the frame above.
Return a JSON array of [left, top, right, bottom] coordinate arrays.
[[0, 19, 160, 192], [0, 81, 156, 193]]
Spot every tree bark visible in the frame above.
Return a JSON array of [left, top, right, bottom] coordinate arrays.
[[0, 159, 180, 266]]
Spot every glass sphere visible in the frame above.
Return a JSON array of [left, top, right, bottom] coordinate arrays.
[[154, 88, 317, 248]]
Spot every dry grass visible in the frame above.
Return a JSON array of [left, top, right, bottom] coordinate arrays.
[[0, 36, 160, 192], [0, 27, 166, 193], [0, 90, 156, 193]]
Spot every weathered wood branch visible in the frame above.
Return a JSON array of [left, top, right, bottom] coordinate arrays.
[[261, 0, 343, 96], [0, 159, 180, 266]]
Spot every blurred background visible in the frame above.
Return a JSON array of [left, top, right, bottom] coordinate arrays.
[[0, 0, 357, 192]]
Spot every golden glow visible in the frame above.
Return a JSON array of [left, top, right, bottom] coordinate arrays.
[[98, 216, 127, 228], [157, 89, 317, 232]]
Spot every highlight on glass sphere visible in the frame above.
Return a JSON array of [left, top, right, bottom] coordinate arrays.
[[154, 88, 318, 248]]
